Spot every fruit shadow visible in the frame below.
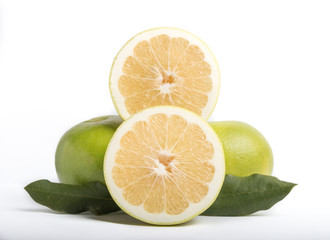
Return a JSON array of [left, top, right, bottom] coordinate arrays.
[[19, 208, 197, 226], [19, 208, 269, 226], [201, 211, 271, 219], [86, 210, 198, 227], [19, 207, 67, 215]]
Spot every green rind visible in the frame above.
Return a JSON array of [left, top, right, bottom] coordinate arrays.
[[55, 116, 123, 185], [209, 121, 273, 177]]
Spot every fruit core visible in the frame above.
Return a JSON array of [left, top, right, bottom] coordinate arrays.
[[158, 153, 175, 173], [161, 70, 176, 84]]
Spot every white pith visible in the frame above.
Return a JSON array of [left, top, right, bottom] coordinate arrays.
[[109, 27, 221, 120], [104, 106, 225, 225]]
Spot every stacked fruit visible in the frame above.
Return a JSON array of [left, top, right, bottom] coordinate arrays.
[[25, 28, 295, 225]]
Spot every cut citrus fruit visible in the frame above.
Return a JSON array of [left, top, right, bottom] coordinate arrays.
[[109, 27, 220, 120], [104, 106, 225, 225]]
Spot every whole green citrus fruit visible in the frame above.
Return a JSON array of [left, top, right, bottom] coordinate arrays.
[[209, 121, 273, 176], [55, 115, 123, 184]]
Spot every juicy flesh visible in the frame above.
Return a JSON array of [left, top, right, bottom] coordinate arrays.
[[112, 113, 215, 215], [118, 34, 213, 116]]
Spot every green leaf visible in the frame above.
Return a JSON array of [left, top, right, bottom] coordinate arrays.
[[24, 180, 120, 215], [25, 175, 296, 216], [202, 174, 297, 216]]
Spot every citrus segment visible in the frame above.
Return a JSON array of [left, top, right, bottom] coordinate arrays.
[[120, 130, 157, 157], [148, 113, 168, 149], [175, 141, 215, 163], [131, 121, 161, 151], [104, 106, 225, 225], [164, 176, 189, 215], [171, 172, 209, 203], [133, 41, 159, 67], [175, 161, 215, 183], [114, 149, 156, 168], [166, 114, 188, 149], [168, 38, 189, 69], [122, 173, 157, 206], [171, 123, 206, 153], [143, 176, 165, 213], [110, 28, 220, 120], [118, 75, 159, 97], [123, 56, 158, 78], [150, 35, 170, 69]]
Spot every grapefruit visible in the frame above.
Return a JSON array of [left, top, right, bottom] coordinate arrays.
[[55, 116, 122, 184], [109, 27, 220, 120], [209, 121, 273, 176], [104, 106, 225, 225]]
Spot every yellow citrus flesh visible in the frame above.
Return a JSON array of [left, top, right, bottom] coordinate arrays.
[[110, 28, 220, 120], [104, 106, 225, 225]]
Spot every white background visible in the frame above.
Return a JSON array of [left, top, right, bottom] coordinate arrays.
[[1, 0, 330, 239]]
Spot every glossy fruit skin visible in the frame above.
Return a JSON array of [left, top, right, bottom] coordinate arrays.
[[209, 121, 273, 177], [55, 116, 123, 184]]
